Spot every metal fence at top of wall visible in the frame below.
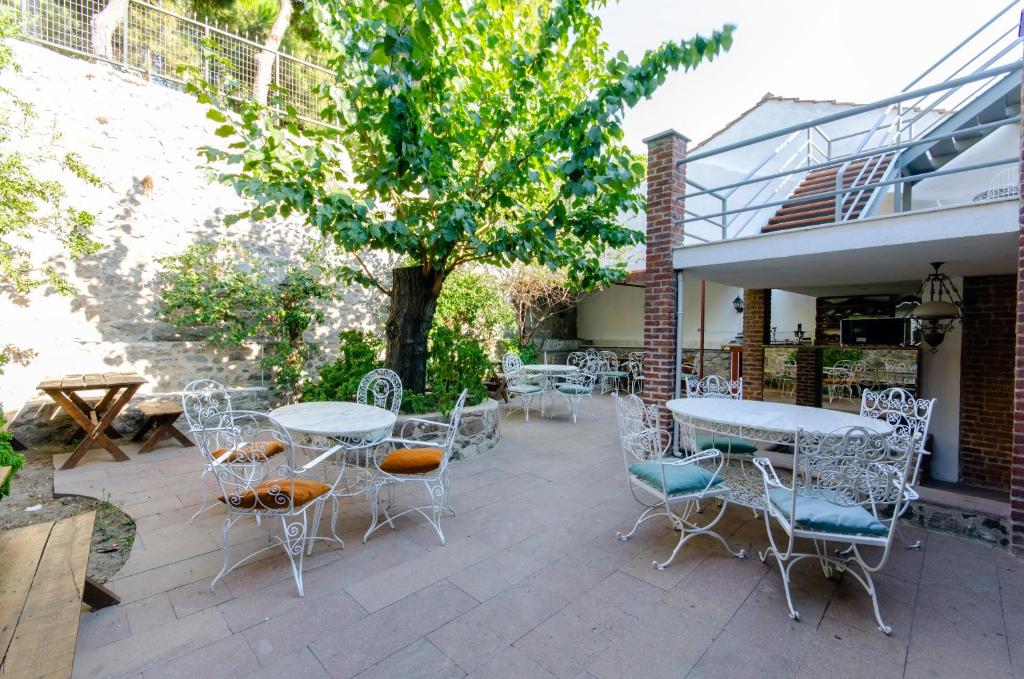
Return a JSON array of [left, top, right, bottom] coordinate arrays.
[[3, 0, 335, 125]]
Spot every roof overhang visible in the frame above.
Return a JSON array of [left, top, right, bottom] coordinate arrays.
[[672, 199, 1018, 297]]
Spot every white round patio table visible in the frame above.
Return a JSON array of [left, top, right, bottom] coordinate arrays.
[[270, 401, 397, 499], [522, 364, 579, 416], [665, 398, 893, 447], [270, 401, 396, 443]]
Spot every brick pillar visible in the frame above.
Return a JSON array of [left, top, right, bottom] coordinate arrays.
[[642, 130, 688, 421], [741, 289, 771, 400], [795, 345, 823, 408], [1012, 85, 1024, 554]]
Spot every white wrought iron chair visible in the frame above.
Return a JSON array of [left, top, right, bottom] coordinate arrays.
[[181, 380, 287, 523], [753, 425, 914, 634], [597, 351, 629, 394], [883, 360, 917, 389], [614, 394, 745, 570], [823, 365, 856, 403], [554, 357, 598, 423], [683, 375, 757, 456], [196, 410, 339, 597], [566, 351, 588, 370], [364, 389, 468, 545], [860, 388, 935, 549], [501, 352, 543, 421], [628, 352, 644, 393], [356, 368, 403, 414]]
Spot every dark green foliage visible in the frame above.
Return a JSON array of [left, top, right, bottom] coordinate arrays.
[[0, 414, 23, 497], [823, 348, 864, 367], [426, 327, 490, 415], [300, 330, 383, 402]]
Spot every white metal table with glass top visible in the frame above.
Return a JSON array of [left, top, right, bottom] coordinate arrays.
[[522, 364, 579, 416], [665, 398, 894, 509], [270, 401, 397, 496]]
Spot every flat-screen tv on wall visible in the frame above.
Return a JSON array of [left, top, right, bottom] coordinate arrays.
[[840, 318, 911, 346]]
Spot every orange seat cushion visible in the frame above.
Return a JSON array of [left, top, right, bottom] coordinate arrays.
[[219, 478, 330, 510], [212, 440, 285, 463], [379, 447, 444, 474]]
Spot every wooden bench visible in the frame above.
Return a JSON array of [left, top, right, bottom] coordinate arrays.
[[131, 400, 192, 454], [0, 512, 117, 678]]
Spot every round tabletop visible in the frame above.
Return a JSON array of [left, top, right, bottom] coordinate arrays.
[[522, 364, 579, 374], [665, 398, 892, 446], [270, 401, 396, 441]]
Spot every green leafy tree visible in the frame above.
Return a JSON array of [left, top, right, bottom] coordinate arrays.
[[156, 239, 337, 398], [183, 0, 734, 393]]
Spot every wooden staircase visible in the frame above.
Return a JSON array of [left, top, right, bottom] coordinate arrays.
[[762, 154, 893, 233]]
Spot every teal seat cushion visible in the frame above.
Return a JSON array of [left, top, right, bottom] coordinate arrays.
[[767, 487, 888, 537], [599, 370, 629, 378], [696, 434, 758, 455], [628, 462, 724, 496], [557, 384, 591, 395], [508, 384, 543, 394]]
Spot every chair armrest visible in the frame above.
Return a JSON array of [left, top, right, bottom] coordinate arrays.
[[300, 444, 346, 472], [752, 457, 786, 489], [399, 418, 452, 440]]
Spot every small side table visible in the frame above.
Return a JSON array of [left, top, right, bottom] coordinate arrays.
[[132, 400, 192, 453]]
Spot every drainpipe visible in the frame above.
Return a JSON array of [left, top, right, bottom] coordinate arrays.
[[673, 270, 685, 452]]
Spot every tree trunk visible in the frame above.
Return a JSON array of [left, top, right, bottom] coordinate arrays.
[[252, 0, 293, 105], [91, 0, 129, 61], [385, 265, 442, 395]]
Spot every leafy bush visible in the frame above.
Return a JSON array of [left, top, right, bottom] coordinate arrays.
[[157, 239, 337, 399], [301, 330, 383, 402], [500, 338, 539, 365], [823, 348, 864, 367], [0, 414, 23, 497], [434, 270, 514, 350], [425, 327, 490, 415]]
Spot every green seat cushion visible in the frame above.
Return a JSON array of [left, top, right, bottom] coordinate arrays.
[[696, 434, 758, 455], [599, 370, 629, 378], [628, 462, 724, 496], [508, 384, 543, 394], [767, 487, 888, 537], [556, 384, 591, 395]]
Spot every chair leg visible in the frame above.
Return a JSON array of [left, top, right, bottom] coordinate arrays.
[[363, 482, 382, 544], [307, 499, 326, 556], [190, 467, 213, 524], [426, 478, 447, 546], [211, 515, 236, 593], [653, 498, 745, 570], [280, 511, 309, 597], [616, 505, 664, 541]]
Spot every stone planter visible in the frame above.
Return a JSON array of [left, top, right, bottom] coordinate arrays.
[[395, 398, 501, 461]]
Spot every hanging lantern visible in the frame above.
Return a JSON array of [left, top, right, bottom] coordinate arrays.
[[732, 294, 744, 314], [911, 262, 962, 351]]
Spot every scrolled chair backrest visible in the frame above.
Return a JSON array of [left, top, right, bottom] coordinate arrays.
[[685, 375, 742, 400], [599, 351, 619, 371], [182, 379, 233, 433], [628, 351, 644, 366], [793, 425, 911, 514], [197, 410, 298, 514], [566, 351, 588, 369], [357, 368, 404, 414], [860, 388, 935, 483], [502, 352, 524, 377]]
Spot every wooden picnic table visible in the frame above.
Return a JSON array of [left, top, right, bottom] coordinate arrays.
[[37, 372, 147, 470]]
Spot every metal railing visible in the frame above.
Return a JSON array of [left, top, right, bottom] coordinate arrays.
[[2, 0, 334, 125], [680, 0, 1024, 242]]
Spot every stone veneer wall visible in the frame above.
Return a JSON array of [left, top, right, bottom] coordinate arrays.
[[0, 41, 390, 430]]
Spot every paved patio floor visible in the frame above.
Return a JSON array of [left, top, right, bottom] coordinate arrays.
[[57, 396, 1024, 678]]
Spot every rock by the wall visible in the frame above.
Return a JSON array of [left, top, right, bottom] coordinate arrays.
[[0, 40, 390, 419]]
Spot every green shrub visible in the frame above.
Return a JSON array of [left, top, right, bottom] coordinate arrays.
[[300, 330, 383, 402], [499, 338, 539, 365], [434, 270, 515, 350], [424, 327, 490, 415], [0, 414, 23, 497], [823, 348, 864, 368]]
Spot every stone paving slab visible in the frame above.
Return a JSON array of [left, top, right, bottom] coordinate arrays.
[[48, 396, 1024, 678]]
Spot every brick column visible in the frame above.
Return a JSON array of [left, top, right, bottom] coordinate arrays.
[[795, 345, 823, 408], [642, 130, 688, 422], [741, 289, 771, 400], [1012, 86, 1024, 554]]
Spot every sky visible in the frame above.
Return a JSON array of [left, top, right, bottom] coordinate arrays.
[[599, 0, 1018, 152]]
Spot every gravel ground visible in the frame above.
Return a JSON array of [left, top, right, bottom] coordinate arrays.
[[0, 446, 135, 583]]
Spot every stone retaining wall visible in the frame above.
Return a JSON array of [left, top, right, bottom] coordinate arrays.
[[395, 399, 501, 461]]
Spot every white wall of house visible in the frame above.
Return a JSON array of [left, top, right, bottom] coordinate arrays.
[[576, 284, 644, 347], [769, 289, 817, 343]]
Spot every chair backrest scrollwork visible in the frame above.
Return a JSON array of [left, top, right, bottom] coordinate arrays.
[[860, 388, 935, 486], [685, 375, 743, 399], [357, 368, 404, 414], [182, 379, 233, 433]]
